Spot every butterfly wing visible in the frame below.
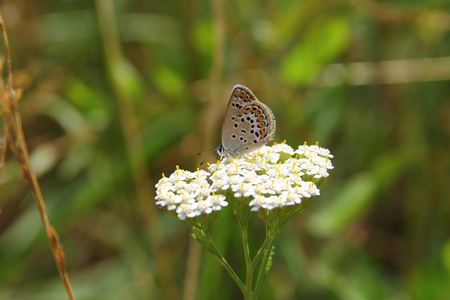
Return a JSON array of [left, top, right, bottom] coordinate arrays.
[[221, 84, 276, 158]]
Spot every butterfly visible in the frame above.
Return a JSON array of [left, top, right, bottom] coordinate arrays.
[[216, 84, 276, 158]]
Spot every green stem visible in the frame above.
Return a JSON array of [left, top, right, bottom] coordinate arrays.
[[236, 206, 253, 299], [253, 232, 277, 299], [194, 229, 246, 293], [241, 226, 253, 299], [251, 231, 274, 270]]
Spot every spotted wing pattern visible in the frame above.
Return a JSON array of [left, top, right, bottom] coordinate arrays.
[[219, 84, 276, 158]]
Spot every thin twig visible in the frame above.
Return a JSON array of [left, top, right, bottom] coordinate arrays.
[[0, 10, 76, 300]]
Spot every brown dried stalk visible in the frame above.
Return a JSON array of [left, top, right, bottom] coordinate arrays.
[[0, 11, 76, 300]]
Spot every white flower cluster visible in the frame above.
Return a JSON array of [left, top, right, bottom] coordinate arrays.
[[155, 167, 228, 220], [155, 142, 333, 220]]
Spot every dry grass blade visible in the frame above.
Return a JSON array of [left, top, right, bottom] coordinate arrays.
[[0, 25, 8, 185], [0, 10, 76, 300], [0, 115, 6, 186]]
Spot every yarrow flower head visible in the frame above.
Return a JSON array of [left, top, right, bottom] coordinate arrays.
[[154, 141, 333, 227], [154, 141, 334, 299]]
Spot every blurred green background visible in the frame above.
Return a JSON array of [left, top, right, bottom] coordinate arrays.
[[1, 0, 450, 299]]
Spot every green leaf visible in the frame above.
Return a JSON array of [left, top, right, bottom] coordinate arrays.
[[308, 153, 409, 236], [282, 16, 350, 86]]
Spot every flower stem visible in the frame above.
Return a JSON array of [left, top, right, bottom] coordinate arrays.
[[251, 224, 281, 299], [253, 234, 277, 298], [194, 229, 246, 293], [235, 206, 253, 299], [242, 227, 253, 299]]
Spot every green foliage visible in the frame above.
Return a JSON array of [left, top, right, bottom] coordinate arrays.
[[282, 16, 350, 86], [1, 0, 450, 299]]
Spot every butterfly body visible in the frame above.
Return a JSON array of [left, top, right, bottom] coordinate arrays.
[[217, 84, 276, 158]]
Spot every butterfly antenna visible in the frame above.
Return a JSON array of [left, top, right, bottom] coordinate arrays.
[[196, 146, 216, 156], [198, 147, 218, 165]]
